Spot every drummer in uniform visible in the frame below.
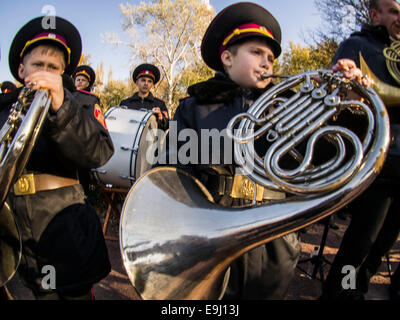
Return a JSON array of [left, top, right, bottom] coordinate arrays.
[[120, 63, 169, 130]]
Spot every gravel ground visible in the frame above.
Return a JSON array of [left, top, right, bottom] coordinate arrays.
[[5, 204, 399, 301]]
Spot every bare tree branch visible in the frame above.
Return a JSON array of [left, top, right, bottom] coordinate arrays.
[[108, 0, 214, 112], [313, 0, 370, 42]]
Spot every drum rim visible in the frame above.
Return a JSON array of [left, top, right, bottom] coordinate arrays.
[[130, 111, 156, 182]]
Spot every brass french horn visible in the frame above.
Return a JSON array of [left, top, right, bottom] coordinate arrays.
[[120, 70, 390, 300], [384, 40, 400, 86], [360, 53, 400, 107], [0, 88, 51, 286]]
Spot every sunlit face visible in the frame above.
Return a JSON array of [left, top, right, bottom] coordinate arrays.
[[136, 76, 154, 95], [74, 75, 90, 90], [18, 45, 65, 82], [371, 0, 400, 39], [221, 38, 275, 89]]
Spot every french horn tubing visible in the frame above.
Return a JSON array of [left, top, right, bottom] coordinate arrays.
[[384, 40, 400, 86], [120, 70, 390, 300]]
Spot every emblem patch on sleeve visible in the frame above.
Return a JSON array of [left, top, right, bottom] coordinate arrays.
[[94, 104, 107, 129]]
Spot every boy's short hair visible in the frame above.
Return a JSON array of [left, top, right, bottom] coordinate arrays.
[[22, 43, 67, 70], [9, 16, 82, 84], [201, 2, 282, 71], [225, 36, 275, 57]]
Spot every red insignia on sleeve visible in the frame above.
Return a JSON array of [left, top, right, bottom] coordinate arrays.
[[94, 104, 107, 130]]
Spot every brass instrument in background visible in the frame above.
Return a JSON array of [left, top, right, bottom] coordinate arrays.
[[384, 40, 400, 86], [360, 52, 400, 107], [0, 88, 51, 286], [120, 70, 390, 300]]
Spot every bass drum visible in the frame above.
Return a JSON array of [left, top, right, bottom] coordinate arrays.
[[0, 201, 22, 287], [93, 107, 158, 189]]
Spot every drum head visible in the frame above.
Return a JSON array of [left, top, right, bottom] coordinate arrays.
[[0, 202, 22, 287], [94, 107, 162, 189]]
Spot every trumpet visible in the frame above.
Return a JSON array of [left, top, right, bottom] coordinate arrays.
[[0, 88, 51, 286]]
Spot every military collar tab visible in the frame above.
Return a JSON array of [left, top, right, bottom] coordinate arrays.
[[134, 92, 154, 101]]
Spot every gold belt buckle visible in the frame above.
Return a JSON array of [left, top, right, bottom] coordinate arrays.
[[13, 174, 36, 196], [230, 175, 264, 202]]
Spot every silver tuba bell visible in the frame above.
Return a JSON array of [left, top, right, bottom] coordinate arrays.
[[0, 88, 51, 286], [120, 70, 390, 300]]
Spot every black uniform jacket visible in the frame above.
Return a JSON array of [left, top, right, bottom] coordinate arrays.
[[120, 92, 169, 130], [1, 87, 113, 176], [333, 24, 400, 182], [0, 89, 20, 126], [72, 88, 101, 194], [73, 88, 100, 106], [333, 24, 399, 91], [0, 87, 114, 291]]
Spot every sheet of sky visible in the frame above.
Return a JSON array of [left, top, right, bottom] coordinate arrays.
[[0, 0, 322, 84]]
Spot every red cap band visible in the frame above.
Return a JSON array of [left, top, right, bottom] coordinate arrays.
[[219, 23, 274, 56], [137, 70, 155, 80], [20, 32, 71, 64]]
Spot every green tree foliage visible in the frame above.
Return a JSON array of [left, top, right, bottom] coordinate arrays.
[[100, 79, 134, 112], [276, 38, 339, 76], [179, 62, 215, 91], [168, 61, 214, 114]]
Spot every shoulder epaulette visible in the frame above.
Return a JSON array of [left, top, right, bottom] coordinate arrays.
[[178, 96, 191, 103], [76, 88, 97, 97], [154, 97, 166, 103]]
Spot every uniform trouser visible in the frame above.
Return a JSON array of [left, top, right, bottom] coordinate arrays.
[[390, 265, 400, 292], [222, 232, 301, 300], [323, 183, 400, 298], [12, 187, 111, 298], [1, 287, 8, 300], [356, 204, 400, 293]]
